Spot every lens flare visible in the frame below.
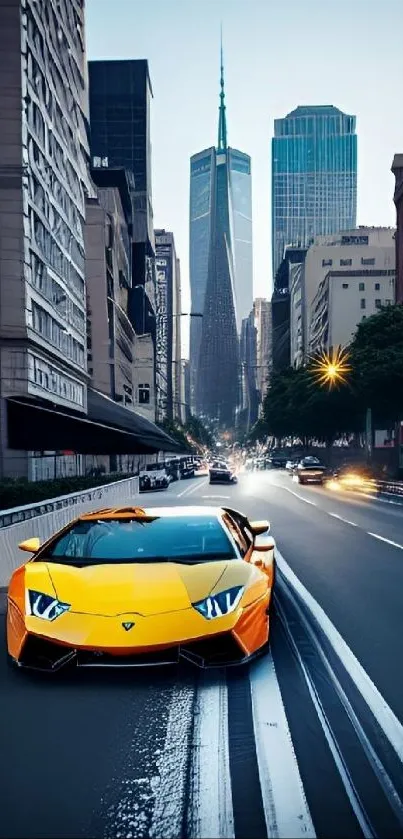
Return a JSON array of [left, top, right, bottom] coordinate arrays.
[[309, 346, 351, 389]]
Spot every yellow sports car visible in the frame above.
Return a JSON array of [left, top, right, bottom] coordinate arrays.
[[6, 505, 275, 671]]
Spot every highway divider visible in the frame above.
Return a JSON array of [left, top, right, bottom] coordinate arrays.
[[0, 475, 139, 587]]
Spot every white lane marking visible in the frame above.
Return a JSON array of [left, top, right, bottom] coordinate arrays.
[[177, 479, 208, 498], [188, 672, 235, 839], [149, 684, 195, 838], [328, 513, 358, 526], [250, 654, 316, 838], [356, 492, 402, 507], [202, 495, 230, 499], [275, 597, 375, 839], [275, 548, 403, 764], [283, 487, 317, 506], [367, 532, 403, 550]]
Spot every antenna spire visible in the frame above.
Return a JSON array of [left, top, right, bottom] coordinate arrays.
[[218, 26, 227, 150]]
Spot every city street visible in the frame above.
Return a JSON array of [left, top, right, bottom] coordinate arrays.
[[2, 472, 403, 838]]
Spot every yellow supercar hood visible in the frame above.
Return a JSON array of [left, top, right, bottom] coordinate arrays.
[[24, 559, 255, 617]]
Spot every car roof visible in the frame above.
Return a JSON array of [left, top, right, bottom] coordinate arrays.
[[78, 505, 225, 521]]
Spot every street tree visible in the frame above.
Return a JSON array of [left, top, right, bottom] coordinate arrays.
[[348, 303, 403, 424]]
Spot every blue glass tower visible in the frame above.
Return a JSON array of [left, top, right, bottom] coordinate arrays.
[[272, 105, 357, 278], [189, 42, 252, 427]]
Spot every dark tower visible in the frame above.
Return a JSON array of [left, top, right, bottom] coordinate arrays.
[[195, 38, 241, 428]]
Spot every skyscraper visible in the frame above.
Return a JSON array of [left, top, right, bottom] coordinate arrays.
[[189, 43, 253, 427], [0, 0, 91, 478], [88, 59, 155, 328], [154, 229, 182, 422], [272, 105, 357, 278]]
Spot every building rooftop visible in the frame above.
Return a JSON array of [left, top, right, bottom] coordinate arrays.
[[285, 105, 350, 119]]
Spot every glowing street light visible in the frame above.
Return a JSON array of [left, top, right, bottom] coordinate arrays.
[[310, 346, 351, 389]]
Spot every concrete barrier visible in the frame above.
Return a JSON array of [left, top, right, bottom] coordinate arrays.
[[0, 476, 139, 587]]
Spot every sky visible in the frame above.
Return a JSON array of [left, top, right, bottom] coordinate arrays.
[[86, 0, 403, 352]]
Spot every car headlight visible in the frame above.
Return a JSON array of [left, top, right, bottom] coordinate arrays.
[[193, 585, 244, 620], [26, 590, 70, 621]]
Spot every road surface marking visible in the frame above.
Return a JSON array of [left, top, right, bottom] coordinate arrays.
[[188, 672, 235, 839], [150, 684, 195, 838], [367, 533, 403, 550], [283, 488, 317, 506], [275, 596, 375, 839], [250, 654, 316, 838], [328, 513, 358, 526], [275, 547, 403, 765], [177, 479, 208, 498], [202, 495, 230, 500]]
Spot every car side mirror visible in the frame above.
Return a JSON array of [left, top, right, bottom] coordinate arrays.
[[249, 520, 270, 536], [18, 537, 41, 553], [253, 534, 275, 552]]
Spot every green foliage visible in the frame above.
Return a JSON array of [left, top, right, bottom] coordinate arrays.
[[157, 419, 191, 451], [262, 365, 361, 444], [185, 414, 214, 449], [247, 418, 269, 444], [261, 304, 403, 440], [348, 304, 403, 423], [158, 414, 213, 451], [0, 472, 136, 513]]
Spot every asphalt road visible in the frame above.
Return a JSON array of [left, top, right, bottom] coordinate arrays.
[[1, 472, 403, 838]]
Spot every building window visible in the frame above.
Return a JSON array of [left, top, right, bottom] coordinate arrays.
[[340, 258, 352, 266], [360, 299, 366, 309], [322, 259, 332, 267], [375, 282, 380, 290], [138, 383, 150, 405], [375, 299, 382, 309], [359, 282, 365, 291], [361, 257, 375, 266], [342, 283, 349, 289]]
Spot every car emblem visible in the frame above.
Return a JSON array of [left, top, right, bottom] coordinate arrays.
[[122, 621, 135, 631]]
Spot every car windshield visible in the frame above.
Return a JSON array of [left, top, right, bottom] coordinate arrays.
[[39, 515, 238, 565]]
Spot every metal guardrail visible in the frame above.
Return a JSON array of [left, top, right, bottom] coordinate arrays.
[[0, 475, 139, 587], [0, 477, 140, 529], [333, 477, 403, 503]]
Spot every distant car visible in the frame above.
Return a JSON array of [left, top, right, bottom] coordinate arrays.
[[179, 457, 195, 479], [139, 463, 169, 492], [209, 461, 238, 484], [7, 505, 275, 671], [295, 457, 326, 485], [268, 453, 288, 469]]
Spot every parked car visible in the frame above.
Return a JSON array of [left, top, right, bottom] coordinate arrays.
[[267, 452, 288, 469], [139, 463, 170, 492]]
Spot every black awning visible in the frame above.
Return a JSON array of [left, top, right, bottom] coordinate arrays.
[[7, 392, 182, 455], [86, 388, 181, 451]]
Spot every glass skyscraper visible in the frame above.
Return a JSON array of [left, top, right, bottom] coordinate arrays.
[[272, 105, 357, 278], [189, 47, 253, 426]]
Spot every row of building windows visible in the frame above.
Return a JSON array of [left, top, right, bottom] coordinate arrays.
[[30, 206, 85, 300], [341, 282, 386, 293], [30, 252, 85, 335], [322, 256, 376, 267], [28, 137, 84, 249], [31, 302, 85, 368], [28, 353, 85, 408]]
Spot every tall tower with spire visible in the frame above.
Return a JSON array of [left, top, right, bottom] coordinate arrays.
[[189, 37, 253, 429]]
